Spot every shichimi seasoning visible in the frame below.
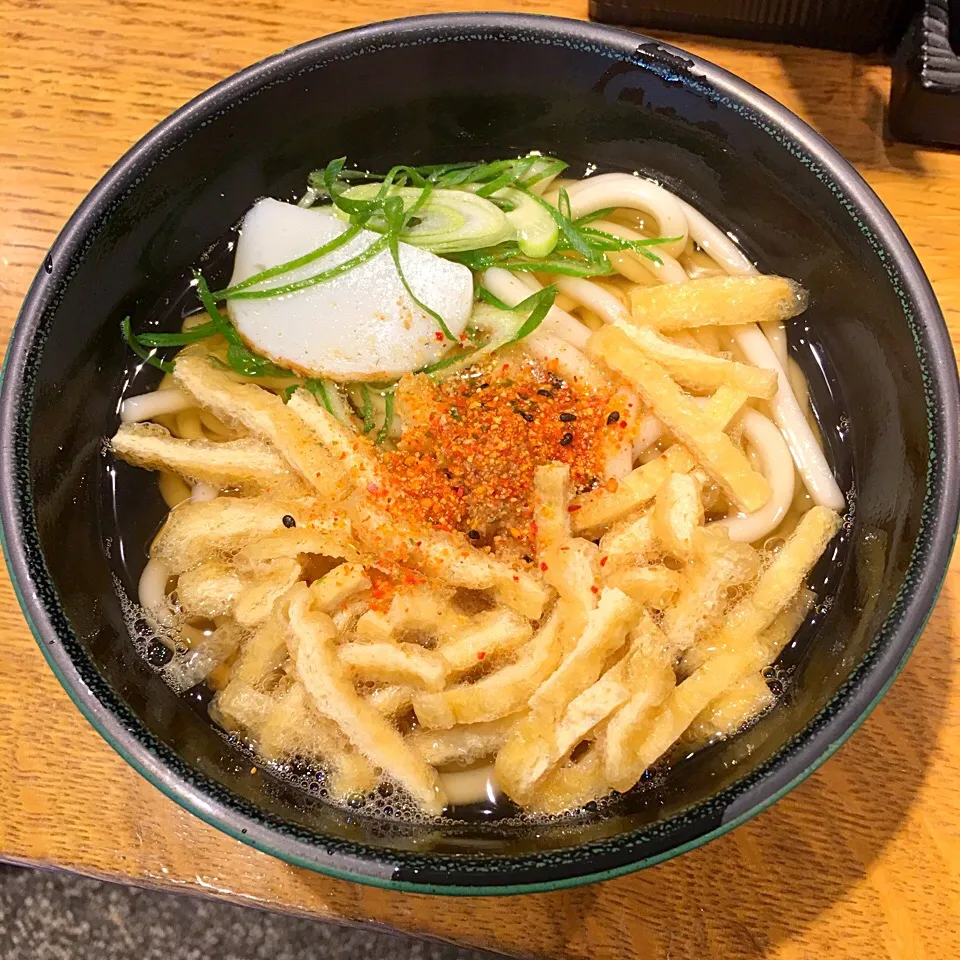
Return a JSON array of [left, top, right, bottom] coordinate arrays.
[[373, 355, 636, 550]]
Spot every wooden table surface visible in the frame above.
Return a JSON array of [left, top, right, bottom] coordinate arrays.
[[2, 1, 959, 957]]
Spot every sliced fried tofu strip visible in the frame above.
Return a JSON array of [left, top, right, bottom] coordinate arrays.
[[233, 557, 301, 627], [173, 354, 349, 499], [680, 506, 841, 674], [602, 564, 684, 608], [407, 716, 519, 767], [525, 741, 610, 816], [308, 563, 371, 613], [686, 673, 775, 744], [615, 322, 777, 398], [287, 585, 445, 813], [287, 389, 380, 490], [571, 445, 695, 537], [532, 463, 573, 555], [603, 616, 678, 789], [529, 588, 638, 716], [175, 559, 242, 618], [338, 640, 447, 691], [151, 496, 328, 573], [413, 606, 562, 729], [587, 326, 771, 512], [349, 500, 549, 620], [496, 589, 639, 801], [363, 684, 414, 719], [660, 532, 759, 660], [627, 275, 807, 331], [229, 614, 289, 688], [110, 421, 309, 496], [213, 680, 276, 733], [498, 626, 653, 801], [233, 523, 358, 571], [653, 472, 703, 561], [599, 509, 658, 565], [255, 681, 378, 799], [438, 608, 533, 674]]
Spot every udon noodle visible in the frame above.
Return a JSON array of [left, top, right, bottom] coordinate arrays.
[[111, 155, 845, 817]]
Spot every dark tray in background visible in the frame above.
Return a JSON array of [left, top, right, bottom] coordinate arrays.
[[590, 0, 916, 53]]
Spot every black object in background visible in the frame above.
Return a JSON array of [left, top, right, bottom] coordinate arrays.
[[889, 0, 960, 146], [590, 0, 916, 53]]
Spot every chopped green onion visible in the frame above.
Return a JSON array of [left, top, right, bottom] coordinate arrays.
[[520, 185, 601, 264], [573, 208, 616, 227], [475, 156, 538, 198], [223, 235, 389, 300], [451, 244, 615, 277], [297, 186, 319, 208], [419, 346, 480, 376], [382, 194, 456, 340], [509, 285, 556, 342], [420, 284, 557, 377], [134, 319, 219, 347], [520, 157, 568, 190], [359, 385, 376, 434], [195, 274, 293, 378], [121, 316, 174, 373], [335, 183, 511, 254], [213, 223, 364, 299], [225, 342, 293, 378], [305, 378, 336, 414], [476, 286, 512, 310], [578, 228, 679, 265], [376, 389, 396, 445], [195, 274, 239, 342]]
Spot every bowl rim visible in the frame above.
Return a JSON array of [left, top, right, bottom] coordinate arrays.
[[2, 11, 958, 896]]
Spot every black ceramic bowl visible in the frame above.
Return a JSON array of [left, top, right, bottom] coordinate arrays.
[[2, 13, 958, 895]]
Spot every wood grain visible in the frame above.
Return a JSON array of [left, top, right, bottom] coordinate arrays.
[[2, 2, 959, 958]]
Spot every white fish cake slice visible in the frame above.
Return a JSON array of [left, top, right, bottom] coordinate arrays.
[[228, 199, 473, 380]]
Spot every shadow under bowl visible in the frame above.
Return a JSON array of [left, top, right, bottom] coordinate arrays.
[[1, 13, 958, 894]]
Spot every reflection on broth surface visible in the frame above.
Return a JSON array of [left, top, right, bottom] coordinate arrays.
[[105, 154, 848, 821]]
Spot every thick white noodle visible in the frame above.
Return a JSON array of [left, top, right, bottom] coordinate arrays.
[[710, 409, 796, 542], [678, 198, 791, 365], [605, 441, 635, 481], [603, 385, 641, 480], [676, 198, 757, 277], [139, 557, 174, 629], [190, 482, 219, 503], [550, 173, 689, 258], [438, 765, 499, 806], [163, 627, 242, 693], [553, 276, 631, 327], [481, 268, 589, 348], [734, 325, 845, 511], [763, 321, 790, 368], [511, 272, 541, 292], [120, 388, 193, 423], [673, 193, 844, 509], [524, 332, 608, 391], [590, 219, 689, 286], [634, 412, 665, 458]]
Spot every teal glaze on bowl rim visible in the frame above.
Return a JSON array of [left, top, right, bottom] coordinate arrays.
[[1, 13, 958, 895]]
